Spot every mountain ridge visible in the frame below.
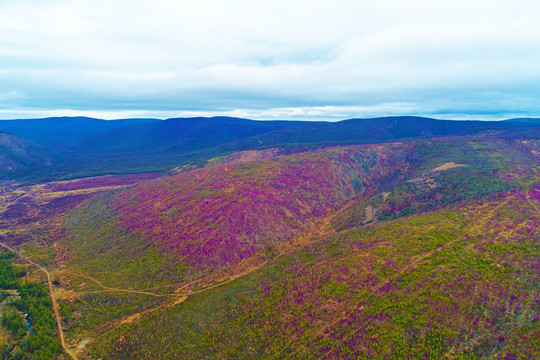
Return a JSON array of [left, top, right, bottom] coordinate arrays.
[[1, 115, 539, 181]]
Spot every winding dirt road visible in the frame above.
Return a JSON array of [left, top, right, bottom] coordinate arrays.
[[0, 241, 77, 360]]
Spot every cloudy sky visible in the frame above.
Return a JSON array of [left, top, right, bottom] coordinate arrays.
[[1, 0, 540, 120]]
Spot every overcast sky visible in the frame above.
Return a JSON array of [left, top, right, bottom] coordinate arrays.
[[1, 0, 540, 120]]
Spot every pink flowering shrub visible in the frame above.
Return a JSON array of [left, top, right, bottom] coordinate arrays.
[[109, 146, 407, 276]]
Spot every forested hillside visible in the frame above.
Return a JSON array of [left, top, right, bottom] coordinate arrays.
[[59, 133, 539, 359]]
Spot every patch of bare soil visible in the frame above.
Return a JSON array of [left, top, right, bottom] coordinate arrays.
[[431, 162, 467, 172], [365, 206, 374, 222]]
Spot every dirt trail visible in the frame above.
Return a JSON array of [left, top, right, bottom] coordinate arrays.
[[104, 194, 372, 331], [319, 191, 536, 352], [373, 234, 458, 294], [276, 194, 371, 257], [73, 274, 181, 297], [468, 199, 511, 236], [0, 241, 77, 360], [111, 260, 273, 331], [372, 194, 519, 295], [0, 192, 371, 346]]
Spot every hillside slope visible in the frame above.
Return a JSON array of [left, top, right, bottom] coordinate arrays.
[[90, 183, 540, 359], [57, 132, 540, 359], [66, 144, 411, 289], [66, 133, 539, 289], [0, 131, 57, 180]]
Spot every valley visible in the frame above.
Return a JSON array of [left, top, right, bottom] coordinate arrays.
[[0, 117, 538, 359]]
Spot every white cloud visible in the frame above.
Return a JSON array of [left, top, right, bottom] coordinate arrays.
[[1, 0, 540, 118]]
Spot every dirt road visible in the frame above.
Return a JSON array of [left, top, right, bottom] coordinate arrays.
[[0, 241, 77, 360]]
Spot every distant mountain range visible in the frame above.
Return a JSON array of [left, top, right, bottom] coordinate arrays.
[[70, 117, 305, 154], [505, 117, 540, 122], [0, 116, 539, 180], [221, 116, 540, 150]]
